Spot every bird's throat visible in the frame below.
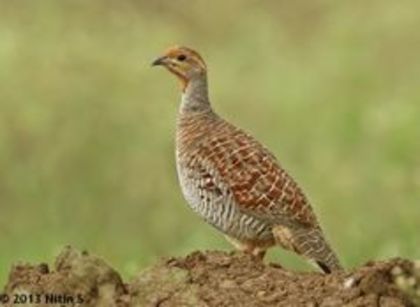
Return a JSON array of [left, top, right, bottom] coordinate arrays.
[[180, 76, 211, 113]]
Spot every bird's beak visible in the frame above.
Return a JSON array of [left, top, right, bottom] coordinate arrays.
[[151, 56, 167, 67]]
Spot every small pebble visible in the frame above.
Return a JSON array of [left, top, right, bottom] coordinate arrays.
[[407, 276, 417, 287], [395, 276, 407, 287], [391, 266, 403, 276], [343, 277, 355, 289], [220, 279, 236, 289]]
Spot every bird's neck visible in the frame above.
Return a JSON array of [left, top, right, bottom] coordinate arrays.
[[180, 75, 212, 114]]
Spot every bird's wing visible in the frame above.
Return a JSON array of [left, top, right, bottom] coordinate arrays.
[[195, 119, 319, 228]]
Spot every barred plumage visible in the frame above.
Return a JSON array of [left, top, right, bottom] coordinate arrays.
[[153, 46, 343, 273]]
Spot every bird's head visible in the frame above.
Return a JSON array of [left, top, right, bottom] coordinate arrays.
[[152, 46, 207, 91]]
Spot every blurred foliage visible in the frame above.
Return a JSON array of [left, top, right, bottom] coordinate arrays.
[[0, 0, 419, 285]]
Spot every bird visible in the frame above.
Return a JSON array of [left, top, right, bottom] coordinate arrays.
[[152, 46, 342, 273]]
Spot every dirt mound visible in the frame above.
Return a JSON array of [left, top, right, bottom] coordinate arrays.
[[2, 247, 419, 307]]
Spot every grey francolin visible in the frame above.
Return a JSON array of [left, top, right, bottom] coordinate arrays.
[[152, 46, 342, 273]]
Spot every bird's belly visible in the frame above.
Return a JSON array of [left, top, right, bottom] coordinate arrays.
[[190, 196, 274, 243], [177, 165, 274, 243]]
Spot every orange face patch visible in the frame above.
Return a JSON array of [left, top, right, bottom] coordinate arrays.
[[164, 46, 207, 71], [154, 46, 207, 92]]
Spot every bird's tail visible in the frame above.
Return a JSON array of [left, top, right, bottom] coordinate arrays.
[[273, 225, 343, 274]]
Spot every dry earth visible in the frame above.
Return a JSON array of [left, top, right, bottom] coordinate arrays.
[[2, 247, 420, 307]]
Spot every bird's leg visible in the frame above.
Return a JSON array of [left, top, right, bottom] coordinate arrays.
[[224, 235, 267, 261], [272, 225, 297, 252]]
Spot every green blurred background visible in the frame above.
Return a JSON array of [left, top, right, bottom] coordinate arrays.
[[0, 0, 419, 284]]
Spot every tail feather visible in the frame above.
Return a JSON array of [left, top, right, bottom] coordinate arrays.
[[273, 225, 343, 273]]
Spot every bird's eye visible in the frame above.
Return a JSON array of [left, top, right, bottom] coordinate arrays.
[[177, 54, 187, 61]]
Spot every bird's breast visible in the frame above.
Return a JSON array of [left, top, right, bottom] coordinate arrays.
[[175, 119, 274, 243]]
